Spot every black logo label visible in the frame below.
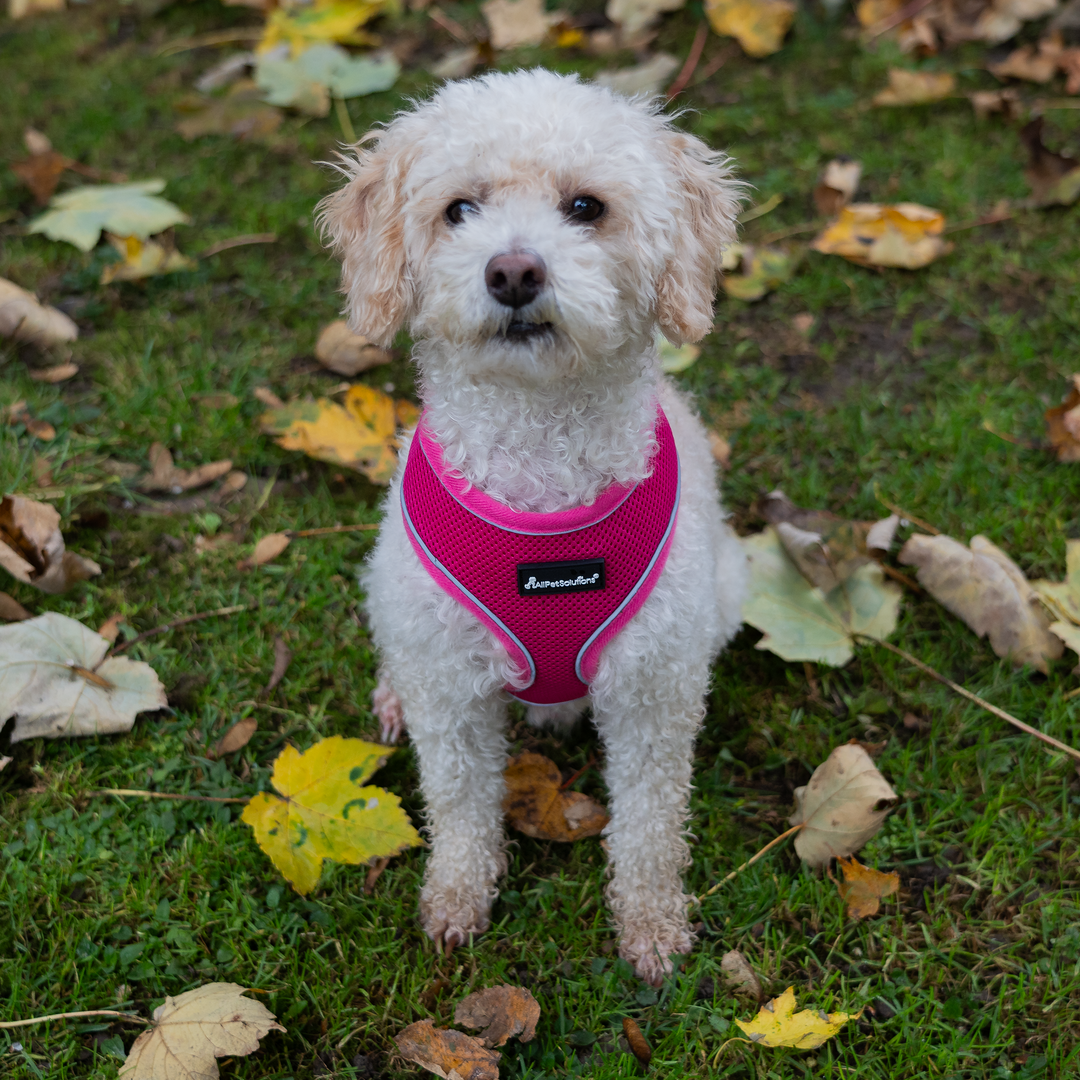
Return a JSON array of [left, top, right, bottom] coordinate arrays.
[[517, 558, 605, 597]]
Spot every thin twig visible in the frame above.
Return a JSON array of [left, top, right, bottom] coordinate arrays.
[[666, 22, 708, 101], [199, 233, 277, 259], [89, 789, 249, 804], [334, 96, 356, 144], [109, 603, 250, 656], [157, 28, 263, 56], [759, 221, 820, 244], [696, 824, 803, 902], [560, 754, 598, 791], [945, 209, 1013, 235], [858, 636, 1080, 764], [290, 523, 380, 538], [0, 1010, 150, 1030], [873, 488, 940, 535], [429, 6, 471, 43], [981, 418, 1037, 449], [692, 44, 736, 86], [862, 0, 936, 40], [876, 561, 922, 593]]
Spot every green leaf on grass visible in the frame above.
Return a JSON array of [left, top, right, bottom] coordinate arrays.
[[255, 44, 399, 116], [742, 526, 901, 666]]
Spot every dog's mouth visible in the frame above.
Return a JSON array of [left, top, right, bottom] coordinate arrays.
[[501, 320, 554, 343]]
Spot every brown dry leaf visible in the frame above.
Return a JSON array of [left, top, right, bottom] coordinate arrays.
[[139, 443, 233, 494], [455, 985, 540, 1048], [28, 362, 79, 383], [811, 203, 950, 270], [970, 0, 1060, 43], [813, 158, 862, 217], [503, 751, 609, 841], [899, 532, 1064, 672], [8, 0, 64, 19], [0, 592, 32, 621], [835, 854, 900, 918], [708, 429, 731, 469], [265, 635, 293, 692], [212, 716, 257, 758], [176, 83, 283, 142], [856, 0, 937, 51], [97, 614, 123, 644], [873, 69, 956, 106], [394, 1019, 501, 1080], [0, 277, 79, 349], [364, 855, 391, 893], [11, 148, 70, 205], [704, 0, 795, 58], [195, 392, 240, 409], [25, 417, 57, 441], [0, 495, 101, 595], [119, 982, 284, 1080], [254, 386, 285, 409], [989, 41, 1060, 82], [481, 0, 563, 48], [1020, 118, 1080, 207], [720, 949, 763, 999], [622, 1018, 652, 1066], [315, 319, 392, 376], [968, 88, 1021, 119], [789, 743, 898, 868], [605, 0, 685, 34], [1061, 47, 1080, 93], [903, 711, 929, 732], [239, 532, 291, 570], [1046, 373, 1080, 461]]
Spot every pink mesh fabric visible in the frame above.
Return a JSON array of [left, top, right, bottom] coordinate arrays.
[[400, 408, 681, 705]]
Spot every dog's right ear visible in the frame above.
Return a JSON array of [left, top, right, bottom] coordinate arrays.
[[317, 136, 414, 348]]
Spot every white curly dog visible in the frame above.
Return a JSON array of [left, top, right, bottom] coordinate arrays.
[[319, 68, 748, 986]]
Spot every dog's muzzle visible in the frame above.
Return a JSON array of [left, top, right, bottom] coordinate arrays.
[[485, 251, 553, 342]]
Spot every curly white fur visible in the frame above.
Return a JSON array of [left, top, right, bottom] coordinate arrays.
[[319, 69, 749, 985]]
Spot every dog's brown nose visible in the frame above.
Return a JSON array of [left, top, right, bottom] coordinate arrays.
[[485, 251, 546, 309]]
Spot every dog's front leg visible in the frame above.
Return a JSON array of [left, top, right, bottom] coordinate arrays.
[[406, 690, 509, 951], [592, 696, 701, 986]]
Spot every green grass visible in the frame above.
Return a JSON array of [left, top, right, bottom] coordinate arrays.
[[3, 0, 1080, 1076]]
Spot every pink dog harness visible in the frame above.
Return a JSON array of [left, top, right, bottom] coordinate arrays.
[[400, 407, 680, 705]]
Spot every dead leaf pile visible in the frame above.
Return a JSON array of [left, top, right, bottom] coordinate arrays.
[[898, 532, 1064, 672], [0, 495, 100, 594], [502, 751, 609, 841], [812, 202, 950, 270]]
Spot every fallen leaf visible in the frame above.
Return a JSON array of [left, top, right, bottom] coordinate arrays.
[[789, 743, 897, 868], [239, 532, 292, 570], [28, 362, 79, 383], [29, 180, 189, 254], [855, 0, 936, 51], [811, 203, 950, 269], [196, 392, 241, 409], [1020, 117, 1080, 207], [8, 0, 65, 21], [455, 985, 541, 1047], [594, 53, 681, 95], [622, 1018, 652, 1065], [1060, 46, 1080, 93], [657, 333, 701, 373], [259, 0, 388, 56], [364, 855, 390, 893], [265, 635, 293, 691], [813, 158, 861, 217], [735, 986, 862, 1049], [898, 532, 1064, 672], [259, 383, 404, 483], [212, 716, 258, 758], [177, 83, 284, 141], [394, 1019, 501, 1080], [605, 0, 685, 34], [721, 243, 796, 301], [482, 0, 563, 48], [255, 44, 399, 115], [195, 51, 256, 92], [742, 527, 901, 666], [24, 417, 56, 441], [968, 87, 1021, 120], [254, 386, 285, 408], [139, 443, 233, 494], [0, 612, 167, 743], [100, 233, 196, 285], [704, 0, 795, 59], [0, 592, 32, 621], [873, 68, 956, 106], [1032, 538, 1080, 661], [0, 495, 101, 595], [708, 429, 731, 469], [989, 40, 1060, 82], [119, 983, 284, 1080], [835, 855, 900, 918], [97, 614, 123, 644], [972, 0, 1060, 43], [11, 142, 71, 206], [432, 46, 485, 79], [0, 277, 79, 349], [315, 319, 391, 376], [503, 751, 609, 841], [720, 949, 763, 999], [1045, 373, 1080, 461], [241, 735, 422, 894], [903, 711, 929, 732]]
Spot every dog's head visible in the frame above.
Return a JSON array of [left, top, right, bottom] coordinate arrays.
[[319, 69, 740, 383]]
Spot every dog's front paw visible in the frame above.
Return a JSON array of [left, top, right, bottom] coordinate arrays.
[[372, 671, 404, 744], [618, 924, 695, 988], [420, 884, 493, 952]]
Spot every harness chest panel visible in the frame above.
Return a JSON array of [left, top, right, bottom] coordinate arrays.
[[400, 408, 681, 706]]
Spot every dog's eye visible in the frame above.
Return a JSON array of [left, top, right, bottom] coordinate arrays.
[[565, 195, 605, 224], [445, 199, 480, 225]]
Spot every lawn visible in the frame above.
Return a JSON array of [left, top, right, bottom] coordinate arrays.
[[2, 0, 1080, 1077]]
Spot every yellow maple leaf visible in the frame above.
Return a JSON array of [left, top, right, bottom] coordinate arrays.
[[811, 203, 950, 270], [241, 735, 422, 895], [259, 0, 387, 56], [704, 0, 795, 59], [259, 384, 408, 484], [735, 986, 862, 1049], [100, 234, 196, 284]]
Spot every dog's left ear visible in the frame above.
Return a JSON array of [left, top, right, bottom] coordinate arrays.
[[654, 131, 741, 345]]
